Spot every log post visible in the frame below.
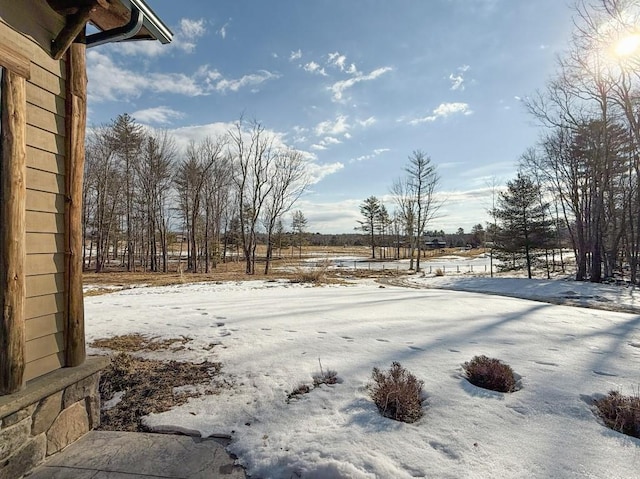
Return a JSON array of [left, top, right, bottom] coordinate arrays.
[[0, 69, 27, 394], [64, 35, 87, 367]]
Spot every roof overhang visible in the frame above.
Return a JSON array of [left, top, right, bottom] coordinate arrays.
[[47, 0, 172, 59]]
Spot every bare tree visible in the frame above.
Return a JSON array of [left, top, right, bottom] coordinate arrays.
[[391, 177, 417, 268], [135, 130, 176, 272], [405, 150, 441, 272], [229, 118, 277, 274], [174, 137, 226, 272], [262, 149, 309, 274]]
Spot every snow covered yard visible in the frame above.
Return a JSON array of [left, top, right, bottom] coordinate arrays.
[[85, 279, 640, 478]]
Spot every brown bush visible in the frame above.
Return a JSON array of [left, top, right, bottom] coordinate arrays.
[[594, 391, 640, 439], [463, 355, 517, 393], [369, 362, 424, 423], [434, 268, 444, 276]]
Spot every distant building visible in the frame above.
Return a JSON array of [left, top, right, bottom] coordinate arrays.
[[423, 237, 447, 249]]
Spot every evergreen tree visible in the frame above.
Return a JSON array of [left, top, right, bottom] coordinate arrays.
[[494, 173, 553, 278], [357, 196, 381, 259]]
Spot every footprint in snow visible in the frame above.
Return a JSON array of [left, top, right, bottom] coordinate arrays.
[[376, 339, 390, 343], [317, 331, 327, 334], [285, 330, 297, 333], [341, 336, 354, 341], [593, 370, 618, 377], [261, 328, 271, 331], [428, 441, 460, 460], [201, 312, 209, 316], [628, 341, 640, 348], [534, 360, 558, 367], [216, 322, 225, 327], [408, 346, 425, 351], [449, 349, 460, 353]]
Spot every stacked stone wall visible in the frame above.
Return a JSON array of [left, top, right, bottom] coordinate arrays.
[[0, 357, 107, 479]]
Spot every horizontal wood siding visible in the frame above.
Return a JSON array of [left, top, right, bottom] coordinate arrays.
[[25, 313, 64, 341], [25, 292, 64, 320], [23, 352, 65, 382], [22, 24, 67, 381]]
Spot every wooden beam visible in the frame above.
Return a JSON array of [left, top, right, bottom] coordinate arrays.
[[0, 70, 27, 395], [64, 37, 87, 367], [46, 0, 109, 15], [51, 4, 96, 60], [0, 43, 31, 80]]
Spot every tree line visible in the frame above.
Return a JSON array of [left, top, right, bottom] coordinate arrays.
[[83, 114, 309, 275], [504, 0, 640, 283]]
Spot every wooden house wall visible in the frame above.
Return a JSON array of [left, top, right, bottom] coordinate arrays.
[[1, 1, 68, 381]]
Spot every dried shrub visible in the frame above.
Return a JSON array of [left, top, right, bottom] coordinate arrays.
[[286, 384, 312, 403], [313, 369, 338, 387], [463, 355, 517, 393], [287, 362, 340, 404], [98, 353, 223, 431], [594, 390, 640, 439], [290, 260, 332, 284], [313, 358, 338, 387], [434, 268, 445, 276], [369, 362, 424, 423]]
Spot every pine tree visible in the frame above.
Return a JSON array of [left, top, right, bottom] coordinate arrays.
[[357, 196, 381, 259], [494, 173, 553, 279]]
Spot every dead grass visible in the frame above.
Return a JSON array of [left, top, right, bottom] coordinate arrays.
[[594, 390, 640, 439], [369, 362, 424, 423], [98, 353, 224, 432], [463, 355, 518, 393], [90, 333, 191, 352]]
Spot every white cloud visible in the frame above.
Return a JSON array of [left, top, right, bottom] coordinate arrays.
[[131, 106, 185, 125], [181, 18, 207, 38], [357, 116, 376, 128], [215, 70, 280, 93], [350, 148, 390, 163], [449, 73, 464, 91], [303, 61, 327, 76], [328, 52, 347, 70], [448, 64, 470, 91], [314, 115, 350, 136], [409, 102, 473, 124], [305, 162, 344, 185], [311, 136, 343, 151], [87, 51, 279, 101], [87, 51, 211, 101], [290, 49, 302, 61], [329, 66, 392, 102], [217, 21, 230, 39], [113, 17, 207, 56]]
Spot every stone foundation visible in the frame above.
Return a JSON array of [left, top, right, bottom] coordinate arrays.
[[0, 357, 109, 479]]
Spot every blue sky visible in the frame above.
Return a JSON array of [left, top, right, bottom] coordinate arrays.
[[86, 0, 575, 234]]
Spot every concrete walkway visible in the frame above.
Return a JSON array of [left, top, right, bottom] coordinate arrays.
[[28, 431, 247, 479]]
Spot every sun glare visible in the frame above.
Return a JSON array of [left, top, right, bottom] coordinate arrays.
[[615, 34, 640, 57]]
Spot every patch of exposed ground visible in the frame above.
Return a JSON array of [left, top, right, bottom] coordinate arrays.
[[92, 334, 230, 432], [90, 333, 191, 352]]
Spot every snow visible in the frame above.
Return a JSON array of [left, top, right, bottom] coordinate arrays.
[[85, 277, 640, 478]]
